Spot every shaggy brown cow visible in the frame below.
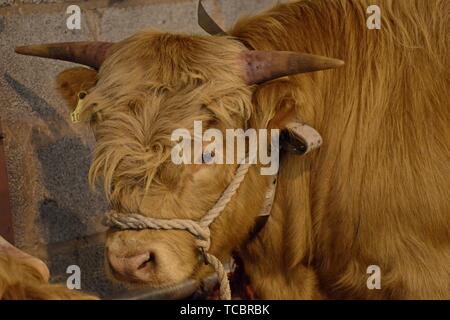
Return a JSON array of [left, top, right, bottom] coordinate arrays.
[[16, 0, 449, 299]]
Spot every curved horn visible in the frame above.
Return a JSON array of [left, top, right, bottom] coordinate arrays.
[[242, 51, 345, 84], [15, 41, 114, 70]]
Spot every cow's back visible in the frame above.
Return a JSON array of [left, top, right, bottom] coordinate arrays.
[[233, 0, 450, 298]]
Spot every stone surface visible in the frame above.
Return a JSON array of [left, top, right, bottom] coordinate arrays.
[[0, 0, 280, 298]]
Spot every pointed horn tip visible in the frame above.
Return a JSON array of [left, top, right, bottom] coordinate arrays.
[[321, 57, 344, 68], [321, 58, 345, 71], [15, 46, 28, 54], [334, 59, 345, 67], [15, 45, 44, 56]]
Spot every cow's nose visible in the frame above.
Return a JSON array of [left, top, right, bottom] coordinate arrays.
[[106, 231, 199, 286], [108, 250, 159, 282]]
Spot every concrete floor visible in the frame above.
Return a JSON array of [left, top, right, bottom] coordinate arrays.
[[0, 0, 283, 298]]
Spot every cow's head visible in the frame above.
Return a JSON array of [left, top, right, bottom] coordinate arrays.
[[16, 22, 342, 289]]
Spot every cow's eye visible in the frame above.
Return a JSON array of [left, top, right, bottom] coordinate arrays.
[[202, 150, 215, 164]]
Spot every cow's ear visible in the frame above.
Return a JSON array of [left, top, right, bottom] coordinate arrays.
[[56, 67, 97, 112], [280, 121, 323, 155], [269, 99, 323, 156]]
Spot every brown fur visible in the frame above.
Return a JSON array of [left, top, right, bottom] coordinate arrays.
[[0, 254, 97, 300], [57, 0, 449, 299], [233, 0, 450, 299]]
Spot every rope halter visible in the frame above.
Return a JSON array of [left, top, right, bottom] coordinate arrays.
[[103, 160, 255, 300]]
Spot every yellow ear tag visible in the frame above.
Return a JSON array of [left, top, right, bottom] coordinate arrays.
[[71, 91, 87, 123]]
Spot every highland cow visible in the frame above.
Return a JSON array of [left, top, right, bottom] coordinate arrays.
[[15, 0, 450, 299]]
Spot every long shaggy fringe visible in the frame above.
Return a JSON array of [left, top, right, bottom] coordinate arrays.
[[83, 32, 253, 206]]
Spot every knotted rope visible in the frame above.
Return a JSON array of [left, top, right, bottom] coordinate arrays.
[[103, 160, 253, 300]]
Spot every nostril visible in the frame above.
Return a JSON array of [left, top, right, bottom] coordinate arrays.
[[137, 251, 156, 270]]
